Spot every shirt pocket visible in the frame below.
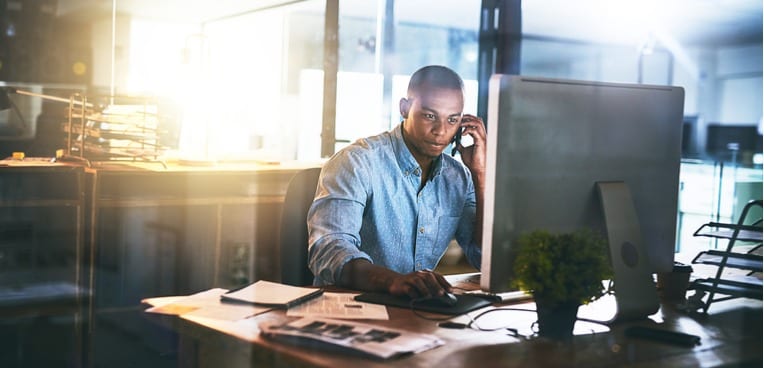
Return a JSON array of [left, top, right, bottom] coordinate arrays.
[[434, 216, 460, 255]]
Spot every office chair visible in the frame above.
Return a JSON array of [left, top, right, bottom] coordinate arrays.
[[279, 167, 322, 286]]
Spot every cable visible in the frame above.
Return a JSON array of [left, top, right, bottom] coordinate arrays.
[[418, 302, 612, 340], [408, 288, 614, 337], [573, 316, 613, 327], [467, 307, 537, 331]]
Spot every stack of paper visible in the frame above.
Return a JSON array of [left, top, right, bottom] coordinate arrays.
[[144, 288, 270, 321], [260, 317, 444, 360]]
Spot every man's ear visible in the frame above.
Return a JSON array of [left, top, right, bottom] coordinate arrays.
[[399, 98, 410, 119]]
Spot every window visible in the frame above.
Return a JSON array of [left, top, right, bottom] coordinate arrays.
[[154, 0, 482, 162]]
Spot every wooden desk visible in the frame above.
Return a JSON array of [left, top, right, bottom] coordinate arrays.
[[146, 291, 762, 368], [0, 161, 87, 367], [0, 160, 320, 367], [85, 161, 310, 306], [82, 161, 319, 366]]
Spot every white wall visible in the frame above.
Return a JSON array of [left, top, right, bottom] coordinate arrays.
[[717, 44, 763, 124]]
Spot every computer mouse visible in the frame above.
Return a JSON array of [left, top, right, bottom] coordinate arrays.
[[427, 292, 458, 307]]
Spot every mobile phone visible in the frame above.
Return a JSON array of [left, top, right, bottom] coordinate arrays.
[[451, 126, 463, 157]]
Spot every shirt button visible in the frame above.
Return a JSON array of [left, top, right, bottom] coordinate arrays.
[[414, 168, 421, 176], [416, 262, 422, 269], [419, 227, 425, 234]]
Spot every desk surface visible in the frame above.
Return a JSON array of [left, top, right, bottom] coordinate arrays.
[[146, 286, 762, 368]]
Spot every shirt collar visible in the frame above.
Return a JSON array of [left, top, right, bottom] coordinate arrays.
[[392, 124, 445, 179]]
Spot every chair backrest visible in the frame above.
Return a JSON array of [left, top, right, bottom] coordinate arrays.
[[279, 167, 322, 286]]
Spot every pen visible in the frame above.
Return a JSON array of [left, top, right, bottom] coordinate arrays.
[[344, 304, 363, 309]]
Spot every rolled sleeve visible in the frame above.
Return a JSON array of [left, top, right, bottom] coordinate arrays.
[[307, 150, 372, 285], [308, 235, 372, 285]]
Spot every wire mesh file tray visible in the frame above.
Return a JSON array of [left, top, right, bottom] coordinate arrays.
[[61, 93, 168, 166]]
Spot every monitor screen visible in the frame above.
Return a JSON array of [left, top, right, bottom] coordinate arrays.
[[705, 124, 762, 162], [480, 75, 685, 293]]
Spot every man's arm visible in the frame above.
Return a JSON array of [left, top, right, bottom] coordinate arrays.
[[308, 148, 451, 298], [456, 114, 487, 248], [339, 259, 452, 298], [471, 162, 485, 249], [307, 150, 371, 285]]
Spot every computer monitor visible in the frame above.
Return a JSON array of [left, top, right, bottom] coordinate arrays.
[[480, 75, 684, 317], [705, 123, 762, 163]]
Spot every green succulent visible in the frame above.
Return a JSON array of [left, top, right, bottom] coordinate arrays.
[[511, 229, 613, 306]]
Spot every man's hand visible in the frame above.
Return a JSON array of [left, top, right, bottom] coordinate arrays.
[[387, 270, 452, 299], [455, 114, 487, 177], [339, 259, 452, 298]]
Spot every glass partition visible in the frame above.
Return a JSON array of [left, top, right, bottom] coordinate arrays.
[[182, 1, 326, 162]]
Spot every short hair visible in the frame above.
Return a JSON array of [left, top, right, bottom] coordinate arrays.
[[406, 65, 464, 98]]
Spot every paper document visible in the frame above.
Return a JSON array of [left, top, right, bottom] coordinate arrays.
[[260, 317, 444, 360], [287, 292, 389, 320], [144, 288, 271, 321]]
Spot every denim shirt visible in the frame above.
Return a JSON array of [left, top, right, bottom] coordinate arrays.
[[307, 124, 482, 286]]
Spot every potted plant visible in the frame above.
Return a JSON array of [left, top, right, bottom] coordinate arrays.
[[511, 229, 613, 340]]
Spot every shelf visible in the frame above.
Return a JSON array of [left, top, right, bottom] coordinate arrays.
[[690, 276, 762, 300], [689, 200, 762, 313], [692, 250, 763, 272], [693, 222, 762, 243]]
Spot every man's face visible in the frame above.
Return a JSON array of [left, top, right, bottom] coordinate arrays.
[[400, 86, 464, 163]]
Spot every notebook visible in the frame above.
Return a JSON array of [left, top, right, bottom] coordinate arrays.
[[221, 280, 323, 308]]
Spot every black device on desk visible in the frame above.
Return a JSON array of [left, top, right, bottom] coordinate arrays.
[[624, 326, 701, 346], [354, 292, 491, 315]]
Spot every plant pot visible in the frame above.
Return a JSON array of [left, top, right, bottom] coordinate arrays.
[[534, 298, 580, 340]]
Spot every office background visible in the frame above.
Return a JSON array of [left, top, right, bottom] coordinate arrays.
[[0, 0, 761, 367]]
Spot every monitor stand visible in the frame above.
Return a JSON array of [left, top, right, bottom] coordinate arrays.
[[596, 181, 660, 323]]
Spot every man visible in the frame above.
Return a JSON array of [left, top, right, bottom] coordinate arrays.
[[307, 65, 486, 299]]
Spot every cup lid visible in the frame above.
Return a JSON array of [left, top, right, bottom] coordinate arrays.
[[672, 261, 693, 273]]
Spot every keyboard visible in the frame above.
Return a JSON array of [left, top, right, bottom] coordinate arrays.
[[464, 273, 481, 285]]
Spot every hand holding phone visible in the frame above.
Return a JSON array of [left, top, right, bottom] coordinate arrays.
[[451, 126, 463, 157], [451, 114, 486, 171], [451, 115, 478, 157]]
